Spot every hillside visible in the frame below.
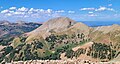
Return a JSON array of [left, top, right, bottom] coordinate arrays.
[[0, 21, 42, 46], [26, 17, 76, 42], [0, 17, 120, 63]]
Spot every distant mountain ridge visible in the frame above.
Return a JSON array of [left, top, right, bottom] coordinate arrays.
[[0, 21, 42, 45], [80, 21, 120, 27]]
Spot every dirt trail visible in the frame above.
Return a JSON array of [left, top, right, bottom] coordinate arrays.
[[0, 46, 5, 51], [72, 42, 93, 51]]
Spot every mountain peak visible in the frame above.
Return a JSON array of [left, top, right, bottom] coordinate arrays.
[[26, 17, 77, 42], [44, 17, 76, 26], [93, 24, 120, 33], [111, 24, 120, 27], [16, 20, 26, 25], [29, 17, 76, 33], [0, 20, 11, 25]]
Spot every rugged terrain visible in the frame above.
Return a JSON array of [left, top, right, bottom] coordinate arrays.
[[0, 20, 42, 46], [0, 17, 120, 63]]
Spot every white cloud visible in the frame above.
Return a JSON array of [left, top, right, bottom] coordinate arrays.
[[9, 7, 16, 10], [107, 8, 115, 11], [24, 15, 29, 18], [39, 9, 44, 12], [1, 6, 117, 22], [80, 6, 115, 12], [9, 11, 14, 13], [108, 4, 112, 6], [80, 8, 95, 11], [1, 9, 9, 13], [95, 6, 106, 11], [14, 11, 25, 15], [68, 11, 75, 13], [5, 13, 12, 16], [0, 7, 66, 19], [88, 12, 93, 14], [31, 13, 41, 18], [95, 6, 115, 11], [88, 14, 97, 17], [29, 8, 34, 12], [55, 10, 65, 13], [0, 6, 119, 22], [28, 11, 33, 14], [18, 7, 28, 11], [28, 8, 53, 14], [28, 8, 44, 14], [46, 9, 52, 13]]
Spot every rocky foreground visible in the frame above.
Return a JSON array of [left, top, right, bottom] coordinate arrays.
[[6, 60, 120, 64]]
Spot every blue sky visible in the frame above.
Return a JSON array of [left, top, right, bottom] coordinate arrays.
[[0, 0, 120, 22]]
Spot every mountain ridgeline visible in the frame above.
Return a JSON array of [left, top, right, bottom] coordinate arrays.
[[0, 17, 120, 63], [0, 21, 42, 46]]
